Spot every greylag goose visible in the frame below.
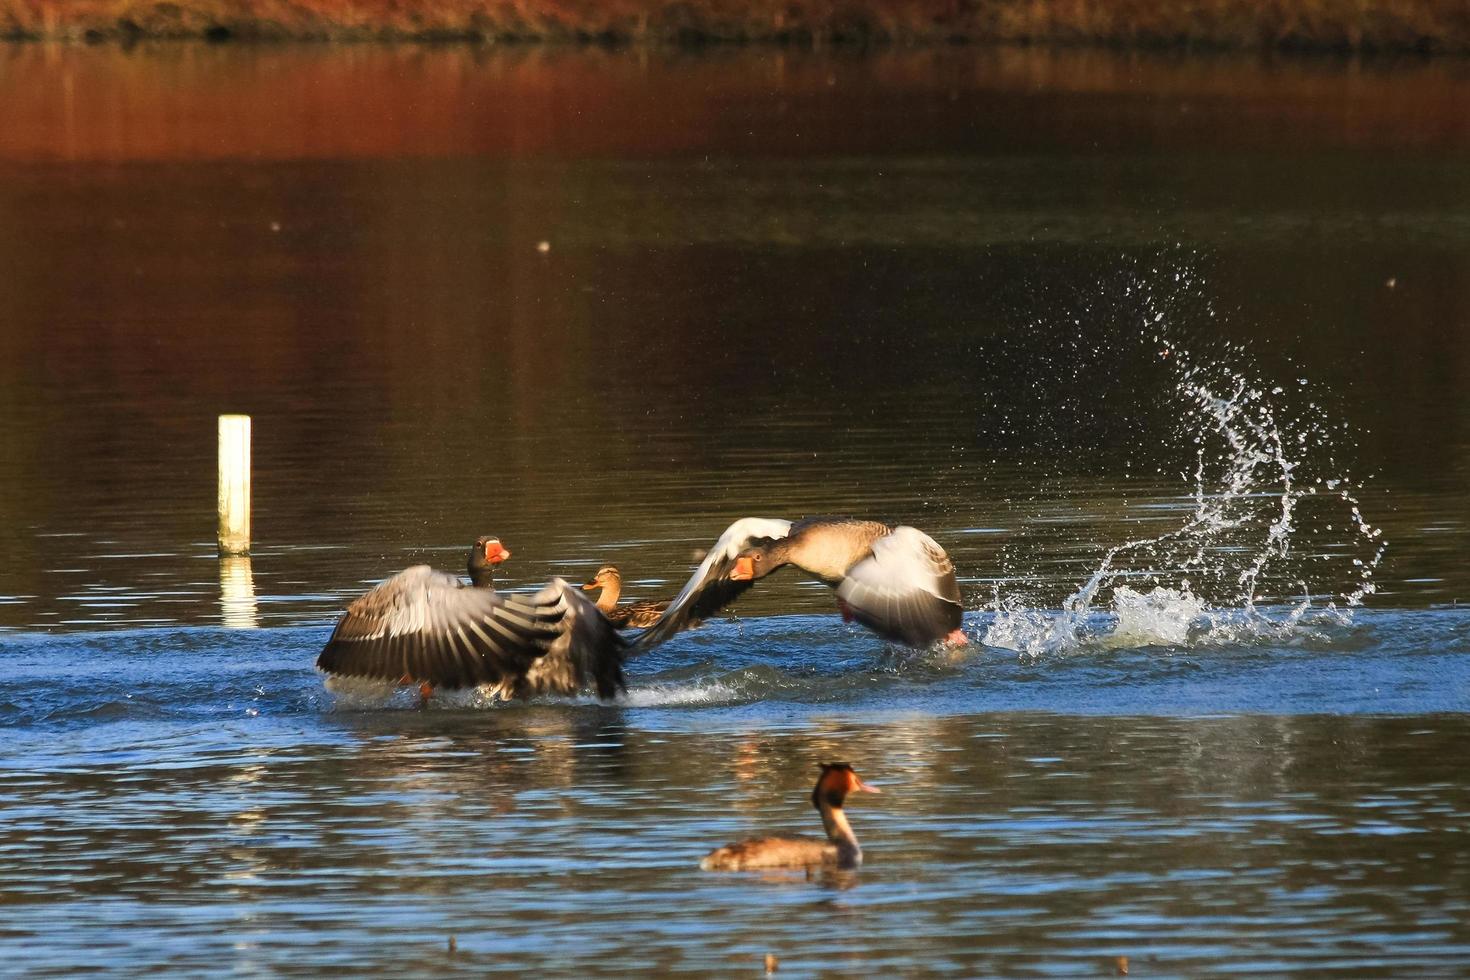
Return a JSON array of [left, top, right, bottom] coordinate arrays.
[[581, 565, 669, 629], [514, 576, 627, 700], [701, 763, 880, 871], [633, 517, 965, 651], [316, 536, 626, 701]]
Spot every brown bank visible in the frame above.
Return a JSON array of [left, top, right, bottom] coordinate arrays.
[[2, 0, 1469, 52]]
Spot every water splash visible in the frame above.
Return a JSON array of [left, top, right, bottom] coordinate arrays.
[[1108, 584, 1207, 647], [324, 669, 769, 711], [985, 267, 1386, 658], [618, 679, 744, 707]]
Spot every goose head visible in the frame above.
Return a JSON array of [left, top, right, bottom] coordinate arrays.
[[467, 536, 511, 586], [729, 537, 785, 582]]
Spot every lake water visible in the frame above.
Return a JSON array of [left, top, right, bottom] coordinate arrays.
[[1, 43, 1468, 976]]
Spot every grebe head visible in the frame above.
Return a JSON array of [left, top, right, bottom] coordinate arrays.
[[582, 565, 621, 591], [811, 762, 880, 811]]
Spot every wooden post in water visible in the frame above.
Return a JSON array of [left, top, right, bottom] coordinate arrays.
[[217, 414, 251, 556]]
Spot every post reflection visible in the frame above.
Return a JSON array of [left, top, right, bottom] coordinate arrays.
[[219, 554, 258, 628]]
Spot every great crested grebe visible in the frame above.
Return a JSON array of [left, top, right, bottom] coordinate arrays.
[[581, 565, 670, 629], [700, 763, 881, 872], [316, 536, 627, 701], [633, 517, 966, 653]]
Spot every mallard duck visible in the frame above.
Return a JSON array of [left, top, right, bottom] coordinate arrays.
[[316, 536, 626, 701], [701, 763, 881, 871], [633, 517, 966, 652], [581, 565, 670, 629]]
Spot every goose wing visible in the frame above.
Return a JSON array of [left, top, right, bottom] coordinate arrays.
[[631, 517, 793, 652], [834, 526, 963, 647], [316, 565, 565, 689], [517, 578, 628, 699]]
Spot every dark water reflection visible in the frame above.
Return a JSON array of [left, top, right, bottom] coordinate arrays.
[[1, 47, 1468, 629], [1, 42, 1469, 975]]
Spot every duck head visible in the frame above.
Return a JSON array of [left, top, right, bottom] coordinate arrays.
[[581, 565, 621, 591]]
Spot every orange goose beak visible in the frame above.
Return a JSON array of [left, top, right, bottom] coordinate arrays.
[[484, 540, 510, 564], [730, 556, 755, 581]]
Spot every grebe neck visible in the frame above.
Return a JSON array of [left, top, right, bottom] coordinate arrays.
[[819, 801, 862, 867]]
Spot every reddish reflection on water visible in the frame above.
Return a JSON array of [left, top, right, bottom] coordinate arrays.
[[3, 44, 1470, 163]]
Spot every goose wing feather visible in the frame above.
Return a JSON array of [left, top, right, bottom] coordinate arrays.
[[631, 517, 793, 652], [835, 526, 963, 647], [517, 578, 628, 699], [316, 565, 565, 689]]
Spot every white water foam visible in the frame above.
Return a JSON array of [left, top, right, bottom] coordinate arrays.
[[618, 679, 744, 707], [984, 269, 1386, 658], [323, 671, 754, 711], [321, 674, 400, 707]]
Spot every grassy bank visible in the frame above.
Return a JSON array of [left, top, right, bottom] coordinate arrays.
[[2, 1, 1469, 53]]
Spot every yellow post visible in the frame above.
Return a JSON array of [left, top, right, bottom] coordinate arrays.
[[217, 414, 251, 555]]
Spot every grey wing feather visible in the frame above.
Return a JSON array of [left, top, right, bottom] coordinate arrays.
[[317, 565, 565, 689], [631, 517, 793, 653], [517, 579, 628, 699], [835, 526, 963, 647]]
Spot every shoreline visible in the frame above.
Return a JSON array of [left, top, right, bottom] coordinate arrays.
[[2, 2, 1469, 54]]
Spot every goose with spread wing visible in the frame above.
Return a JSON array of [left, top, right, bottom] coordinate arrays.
[[317, 536, 626, 701], [632, 517, 966, 652]]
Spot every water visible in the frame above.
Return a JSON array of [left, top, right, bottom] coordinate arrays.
[[2, 43, 1470, 975], [5, 617, 1470, 975]]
